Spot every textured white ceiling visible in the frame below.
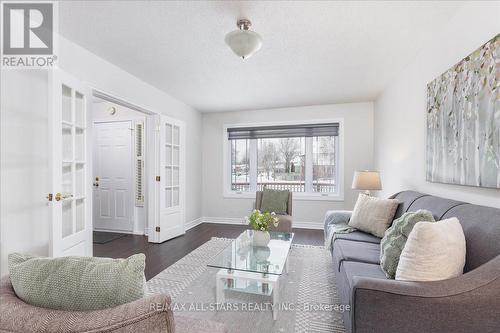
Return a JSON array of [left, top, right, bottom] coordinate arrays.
[[59, 1, 463, 112]]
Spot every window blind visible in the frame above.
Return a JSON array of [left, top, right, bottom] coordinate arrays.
[[227, 123, 339, 140], [135, 121, 145, 206]]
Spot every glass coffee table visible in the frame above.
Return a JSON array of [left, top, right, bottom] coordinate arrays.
[[207, 230, 294, 320]]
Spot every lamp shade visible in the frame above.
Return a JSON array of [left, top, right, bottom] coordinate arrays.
[[225, 29, 262, 59], [352, 171, 382, 191]]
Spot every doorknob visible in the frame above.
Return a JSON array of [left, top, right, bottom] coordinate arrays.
[[55, 193, 73, 201], [93, 182, 99, 187]]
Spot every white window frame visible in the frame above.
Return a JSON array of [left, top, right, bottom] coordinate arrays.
[[223, 118, 344, 201]]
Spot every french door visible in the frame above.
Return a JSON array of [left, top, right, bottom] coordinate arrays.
[[48, 70, 92, 257], [149, 115, 185, 243]]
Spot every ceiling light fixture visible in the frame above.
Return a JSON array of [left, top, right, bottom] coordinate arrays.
[[225, 18, 262, 59]]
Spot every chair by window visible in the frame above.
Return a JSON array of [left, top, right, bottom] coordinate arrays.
[[255, 191, 293, 233]]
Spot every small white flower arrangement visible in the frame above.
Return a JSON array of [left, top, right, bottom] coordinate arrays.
[[245, 209, 279, 232]]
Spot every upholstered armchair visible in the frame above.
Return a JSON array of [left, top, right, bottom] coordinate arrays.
[[0, 277, 227, 333], [255, 191, 293, 233]]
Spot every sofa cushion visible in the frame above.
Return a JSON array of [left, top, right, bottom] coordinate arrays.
[[442, 204, 500, 272], [8, 253, 146, 311], [333, 231, 381, 245], [342, 261, 386, 289], [389, 191, 429, 219], [333, 239, 381, 271], [380, 210, 435, 279], [348, 194, 399, 238], [406, 195, 466, 221]]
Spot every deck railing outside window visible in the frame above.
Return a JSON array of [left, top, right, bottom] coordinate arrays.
[[231, 182, 335, 193]]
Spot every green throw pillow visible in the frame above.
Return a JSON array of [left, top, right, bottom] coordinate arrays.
[[380, 210, 435, 279], [260, 189, 289, 214], [8, 253, 146, 311]]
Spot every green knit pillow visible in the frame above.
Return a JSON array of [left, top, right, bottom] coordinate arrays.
[[380, 210, 435, 279], [260, 189, 289, 214], [8, 253, 146, 311]]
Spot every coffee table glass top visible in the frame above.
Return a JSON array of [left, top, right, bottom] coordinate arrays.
[[207, 230, 294, 276]]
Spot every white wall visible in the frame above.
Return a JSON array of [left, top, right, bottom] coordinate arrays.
[[202, 103, 374, 227], [92, 100, 148, 235], [0, 36, 203, 276], [374, 1, 500, 208], [0, 70, 49, 276]]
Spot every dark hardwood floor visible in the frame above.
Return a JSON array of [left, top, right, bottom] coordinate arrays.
[[94, 223, 324, 280]]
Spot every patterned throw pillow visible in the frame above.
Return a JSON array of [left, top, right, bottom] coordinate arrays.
[[260, 189, 289, 214], [380, 210, 435, 279], [8, 253, 146, 311]]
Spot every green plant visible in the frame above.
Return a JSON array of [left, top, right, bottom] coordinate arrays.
[[245, 210, 279, 231]]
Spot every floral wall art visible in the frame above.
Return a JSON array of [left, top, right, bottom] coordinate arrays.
[[426, 34, 500, 188]]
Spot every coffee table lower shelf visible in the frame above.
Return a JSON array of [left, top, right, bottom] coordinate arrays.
[[216, 269, 281, 320]]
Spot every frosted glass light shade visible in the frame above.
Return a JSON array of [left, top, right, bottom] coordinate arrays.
[[352, 171, 382, 191], [225, 29, 262, 59]]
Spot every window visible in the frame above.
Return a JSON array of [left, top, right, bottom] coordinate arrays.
[[226, 122, 342, 199], [230, 139, 250, 191], [312, 136, 336, 193]]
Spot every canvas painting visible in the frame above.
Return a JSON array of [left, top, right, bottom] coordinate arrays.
[[426, 34, 500, 188]]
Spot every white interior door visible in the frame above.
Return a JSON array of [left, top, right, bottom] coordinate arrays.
[[150, 115, 185, 242], [93, 121, 134, 232], [48, 70, 92, 257]]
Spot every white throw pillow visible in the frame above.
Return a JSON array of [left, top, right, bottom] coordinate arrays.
[[395, 217, 466, 281], [348, 194, 399, 238]]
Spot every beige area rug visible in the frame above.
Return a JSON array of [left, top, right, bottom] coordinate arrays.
[[147, 237, 346, 333]]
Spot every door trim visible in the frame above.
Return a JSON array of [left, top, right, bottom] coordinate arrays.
[[90, 88, 161, 240]]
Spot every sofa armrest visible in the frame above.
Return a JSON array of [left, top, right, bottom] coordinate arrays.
[[323, 210, 352, 235], [0, 277, 174, 333], [351, 255, 500, 333]]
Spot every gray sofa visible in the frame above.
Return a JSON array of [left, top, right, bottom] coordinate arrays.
[[328, 190, 500, 333]]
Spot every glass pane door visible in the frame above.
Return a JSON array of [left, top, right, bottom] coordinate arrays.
[[60, 84, 87, 237], [164, 123, 181, 209]]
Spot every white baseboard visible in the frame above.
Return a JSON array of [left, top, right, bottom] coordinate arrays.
[[203, 217, 245, 225], [93, 227, 144, 235], [201, 217, 322, 230], [185, 217, 203, 231], [292, 221, 324, 230]]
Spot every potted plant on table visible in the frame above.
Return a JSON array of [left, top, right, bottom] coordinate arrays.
[[245, 210, 280, 246]]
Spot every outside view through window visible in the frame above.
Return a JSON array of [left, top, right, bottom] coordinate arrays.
[[231, 139, 250, 191], [231, 136, 337, 193], [257, 138, 306, 191]]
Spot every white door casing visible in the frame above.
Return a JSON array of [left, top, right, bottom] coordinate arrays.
[[93, 121, 134, 232], [149, 115, 186, 242], [48, 69, 92, 257]]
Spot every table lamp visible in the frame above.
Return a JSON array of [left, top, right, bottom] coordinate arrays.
[[352, 171, 382, 196]]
